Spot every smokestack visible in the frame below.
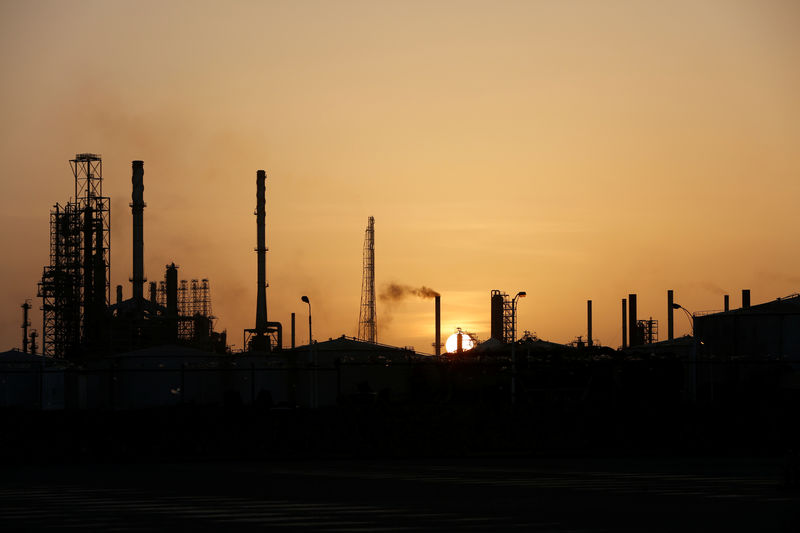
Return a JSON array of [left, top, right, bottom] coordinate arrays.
[[435, 295, 441, 356], [742, 289, 750, 309], [149, 282, 157, 306], [255, 170, 268, 345], [628, 293, 638, 347], [621, 298, 627, 349], [457, 330, 463, 353], [291, 312, 296, 349], [131, 161, 145, 302], [116, 285, 122, 305], [21, 301, 30, 354], [166, 263, 178, 317], [724, 294, 730, 312], [667, 290, 674, 340], [587, 300, 593, 347]]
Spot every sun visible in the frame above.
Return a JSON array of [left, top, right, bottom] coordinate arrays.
[[445, 329, 475, 353]]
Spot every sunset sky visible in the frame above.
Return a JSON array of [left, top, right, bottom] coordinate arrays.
[[2, 0, 799, 353]]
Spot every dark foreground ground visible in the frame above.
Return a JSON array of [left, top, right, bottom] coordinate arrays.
[[2, 455, 798, 532]]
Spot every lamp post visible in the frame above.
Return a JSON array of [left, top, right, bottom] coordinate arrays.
[[511, 291, 526, 405], [671, 302, 694, 335], [512, 292, 527, 342], [301, 295, 312, 344], [672, 302, 697, 402], [301, 295, 315, 407]]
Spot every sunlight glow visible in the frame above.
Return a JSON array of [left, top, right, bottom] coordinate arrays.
[[445, 331, 475, 353]]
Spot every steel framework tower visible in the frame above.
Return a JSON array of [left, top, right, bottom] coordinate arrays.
[[357, 216, 377, 343], [38, 153, 110, 358]]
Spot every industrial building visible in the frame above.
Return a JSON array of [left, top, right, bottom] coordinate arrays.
[[35, 155, 223, 359], [695, 292, 800, 361], [0, 349, 65, 409]]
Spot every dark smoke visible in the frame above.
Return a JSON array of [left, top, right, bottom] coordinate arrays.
[[380, 283, 439, 301], [697, 282, 727, 296]]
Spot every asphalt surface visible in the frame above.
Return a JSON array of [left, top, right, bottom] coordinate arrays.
[[1, 456, 798, 531]]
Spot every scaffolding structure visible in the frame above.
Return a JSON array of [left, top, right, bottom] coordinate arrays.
[[199, 279, 211, 318], [357, 216, 377, 343], [502, 294, 514, 344], [172, 278, 214, 340], [38, 154, 111, 358], [157, 281, 167, 307], [638, 318, 659, 345], [178, 280, 192, 339]]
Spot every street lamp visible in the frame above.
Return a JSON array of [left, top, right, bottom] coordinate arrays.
[[672, 302, 697, 403], [671, 302, 693, 335], [511, 291, 526, 405], [301, 295, 315, 408], [512, 291, 527, 342], [301, 295, 312, 344]]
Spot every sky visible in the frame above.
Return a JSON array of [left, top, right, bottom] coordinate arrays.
[[1, 0, 799, 353]]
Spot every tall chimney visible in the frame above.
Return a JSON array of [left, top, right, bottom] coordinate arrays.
[[291, 312, 296, 349], [21, 301, 31, 354], [116, 285, 123, 305], [166, 263, 178, 317], [587, 300, 593, 347], [742, 289, 750, 309], [255, 170, 268, 343], [131, 161, 145, 302], [149, 281, 157, 306], [621, 298, 627, 349], [628, 293, 638, 347], [724, 294, 730, 312], [667, 289, 674, 340], [435, 295, 441, 356]]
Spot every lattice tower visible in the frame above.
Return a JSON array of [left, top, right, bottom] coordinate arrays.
[[157, 281, 166, 307], [200, 279, 211, 317], [177, 280, 193, 339], [38, 154, 110, 358], [502, 293, 514, 343], [357, 216, 377, 343], [190, 279, 200, 316]]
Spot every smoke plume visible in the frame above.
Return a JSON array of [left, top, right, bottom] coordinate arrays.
[[380, 283, 439, 301]]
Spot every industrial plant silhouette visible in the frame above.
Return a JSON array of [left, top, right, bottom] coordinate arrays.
[[2, 153, 800, 471]]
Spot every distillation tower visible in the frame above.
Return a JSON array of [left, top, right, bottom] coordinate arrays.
[[38, 153, 110, 358]]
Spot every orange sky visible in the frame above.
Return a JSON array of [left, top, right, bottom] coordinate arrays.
[[2, 0, 799, 353]]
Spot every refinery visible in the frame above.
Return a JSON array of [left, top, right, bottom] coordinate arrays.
[[1, 153, 799, 463]]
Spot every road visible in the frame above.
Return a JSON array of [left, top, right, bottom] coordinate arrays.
[[1, 456, 798, 531]]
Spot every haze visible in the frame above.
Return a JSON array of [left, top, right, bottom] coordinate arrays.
[[2, 0, 799, 353]]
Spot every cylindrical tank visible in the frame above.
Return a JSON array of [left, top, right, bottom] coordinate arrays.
[[491, 291, 504, 342]]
